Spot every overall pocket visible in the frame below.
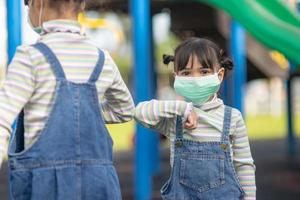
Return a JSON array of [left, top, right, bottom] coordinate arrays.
[[11, 167, 70, 200], [10, 170, 32, 200], [179, 155, 225, 193]]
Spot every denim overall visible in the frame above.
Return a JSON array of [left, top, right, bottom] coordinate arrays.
[[161, 106, 245, 200], [8, 43, 122, 200]]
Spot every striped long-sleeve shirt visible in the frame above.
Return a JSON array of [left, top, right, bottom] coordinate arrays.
[[0, 20, 134, 166], [135, 97, 256, 199]]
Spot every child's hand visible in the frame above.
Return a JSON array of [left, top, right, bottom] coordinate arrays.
[[184, 111, 198, 130]]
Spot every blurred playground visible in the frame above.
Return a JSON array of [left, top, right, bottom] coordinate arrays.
[[1, 0, 300, 200]]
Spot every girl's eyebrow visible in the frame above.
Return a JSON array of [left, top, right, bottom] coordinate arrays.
[[179, 69, 192, 72], [201, 66, 211, 69], [180, 66, 210, 72]]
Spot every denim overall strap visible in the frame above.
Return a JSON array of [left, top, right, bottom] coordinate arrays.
[[175, 116, 184, 140], [33, 43, 66, 79], [88, 49, 105, 83], [221, 106, 232, 143]]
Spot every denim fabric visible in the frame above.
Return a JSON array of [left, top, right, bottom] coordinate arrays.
[[8, 43, 121, 200], [161, 106, 245, 200]]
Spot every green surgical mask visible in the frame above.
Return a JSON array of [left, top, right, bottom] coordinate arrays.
[[28, 15, 43, 34], [27, 0, 44, 35], [174, 73, 221, 104]]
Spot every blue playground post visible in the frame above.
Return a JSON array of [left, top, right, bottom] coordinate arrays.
[[6, 0, 22, 63], [220, 71, 233, 106], [286, 1, 300, 156], [149, 19, 160, 175], [230, 21, 246, 114], [287, 74, 295, 156], [131, 0, 158, 199], [6, 0, 22, 132]]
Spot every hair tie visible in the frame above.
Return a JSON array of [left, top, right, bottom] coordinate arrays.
[[163, 54, 174, 65]]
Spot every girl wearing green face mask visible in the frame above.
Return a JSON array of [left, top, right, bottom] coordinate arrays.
[[135, 37, 256, 200]]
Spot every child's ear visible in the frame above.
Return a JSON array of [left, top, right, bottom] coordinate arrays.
[[218, 68, 225, 82], [80, 1, 86, 12]]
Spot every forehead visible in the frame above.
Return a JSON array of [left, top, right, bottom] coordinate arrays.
[[185, 55, 200, 69], [184, 55, 211, 70]]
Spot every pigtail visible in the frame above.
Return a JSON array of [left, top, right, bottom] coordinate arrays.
[[219, 49, 233, 72], [162, 54, 175, 65]]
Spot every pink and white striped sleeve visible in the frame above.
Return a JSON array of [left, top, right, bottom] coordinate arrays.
[[232, 111, 256, 200]]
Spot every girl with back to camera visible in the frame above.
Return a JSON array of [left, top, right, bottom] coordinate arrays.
[[0, 0, 134, 199], [135, 37, 256, 200]]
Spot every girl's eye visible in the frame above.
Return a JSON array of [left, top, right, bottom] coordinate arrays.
[[200, 69, 212, 75], [181, 71, 190, 76]]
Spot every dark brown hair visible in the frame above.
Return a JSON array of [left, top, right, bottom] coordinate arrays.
[[26, 0, 84, 12], [48, 0, 84, 11], [163, 37, 233, 75]]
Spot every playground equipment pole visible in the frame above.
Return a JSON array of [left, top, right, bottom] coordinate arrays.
[[6, 0, 22, 133], [149, 20, 160, 175], [220, 71, 232, 106], [131, 0, 158, 199], [287, 72, 296, 156], [6, 0, 22, 63], [286, 1, 300, 156], [230, 21, 246, 114]]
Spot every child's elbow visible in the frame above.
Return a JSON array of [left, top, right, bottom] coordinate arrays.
[[134, 104, 141, 120], [134, 103, 145, 122], [121, 103, 136, 122], [112, 102, 135, 123], [134, 105, 152, 128]]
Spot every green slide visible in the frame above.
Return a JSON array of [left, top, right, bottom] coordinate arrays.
[[192, 0, 300, 68]]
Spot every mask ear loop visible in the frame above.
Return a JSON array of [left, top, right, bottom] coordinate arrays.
[[80, 1, 86, 11], [79, 1, 87, 35], [38, 0, 44, 29], [27, 0, 32, 12]]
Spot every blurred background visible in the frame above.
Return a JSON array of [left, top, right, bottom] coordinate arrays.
[[1, 0, 300, 199]]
